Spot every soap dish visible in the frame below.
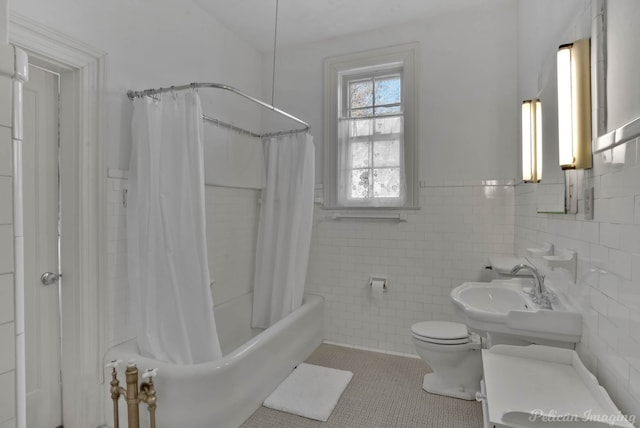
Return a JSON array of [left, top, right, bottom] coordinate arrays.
[[543, 249, 577, 282], [526, 242, 554, 258]]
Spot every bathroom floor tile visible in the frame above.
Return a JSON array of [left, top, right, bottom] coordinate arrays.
[[240, 343, 483, 428]]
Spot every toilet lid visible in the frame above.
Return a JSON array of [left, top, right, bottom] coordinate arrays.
[[412, 334, 471, 345], [410, 321, 469, 342]]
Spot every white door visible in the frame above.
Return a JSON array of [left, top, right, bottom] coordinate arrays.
[[23, 65, 63, 428]]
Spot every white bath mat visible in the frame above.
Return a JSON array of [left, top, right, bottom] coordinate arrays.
[[263, 363, 353, 421]]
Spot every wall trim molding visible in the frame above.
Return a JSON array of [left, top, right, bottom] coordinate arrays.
[[594, 115, 640, 154], [8, 12, 107, 428], [8, 13, 105, 70]]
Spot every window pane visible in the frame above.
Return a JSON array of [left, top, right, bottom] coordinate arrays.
[[350, 169, 371, 198], [351, 142, 370, 168], [374, 77, 401, 105], [374, 105, 402, 115], [373, 168, 401, 198], [349, 108, 373, 118], [349, 80, 373, 109], [373, 140, 400, 167], [374, 116, 402, 134], [349, 118, 373, 136]]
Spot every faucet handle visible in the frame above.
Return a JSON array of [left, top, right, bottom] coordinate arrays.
[[105, 359, 122, 369], [142, 368, 159, 379], [542, 289, 556, 302]]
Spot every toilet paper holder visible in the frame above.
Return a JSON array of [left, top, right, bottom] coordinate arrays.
[[369, 275, 388, 290]]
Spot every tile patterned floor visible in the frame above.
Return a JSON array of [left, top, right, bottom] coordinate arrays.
[[240, 343, 483, 428]]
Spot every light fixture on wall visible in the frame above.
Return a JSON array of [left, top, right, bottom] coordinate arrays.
[[556, 38, 592, 170], [522, 99, 542, 182]]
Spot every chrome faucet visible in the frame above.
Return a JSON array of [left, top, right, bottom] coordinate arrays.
[[511, 263, 552, 309]]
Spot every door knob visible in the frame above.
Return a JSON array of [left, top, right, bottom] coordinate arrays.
[[40, 272, 61, 285]]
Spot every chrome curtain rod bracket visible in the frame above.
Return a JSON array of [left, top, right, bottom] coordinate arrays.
[[126, 82, 310, 137]]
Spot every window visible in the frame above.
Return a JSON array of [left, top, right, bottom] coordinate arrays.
[[340, 70, 404, 206], [324, 44, 418, 209]]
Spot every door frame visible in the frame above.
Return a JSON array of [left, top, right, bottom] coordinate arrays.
[[8, 13, 106, 427]]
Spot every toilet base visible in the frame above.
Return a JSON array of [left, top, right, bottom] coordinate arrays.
[[422, 373, 479, 401]]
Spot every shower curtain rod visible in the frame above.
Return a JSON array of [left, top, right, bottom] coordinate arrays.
[[126, 82, 310, 138]]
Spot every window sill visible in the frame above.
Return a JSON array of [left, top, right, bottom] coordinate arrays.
[[321, 205, 421, 211], [327, 212, 408, 222]]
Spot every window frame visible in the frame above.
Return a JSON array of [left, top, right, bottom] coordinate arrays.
[[323, 43, 419, 210]]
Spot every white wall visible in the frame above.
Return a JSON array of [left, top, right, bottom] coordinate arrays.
[[0, 0, 6, 43], [1, 1, 24, 422], [0, 47, 16, 428], [2, 0, 17, 423], [5, 1, 266, 426], [515, 0, 640, 421], [264, 0, 518, 186], [10, 0, 265, 171], [517, 0, 589, 101], [267, 1, 519, 354], [606, 0, 640, 132], [7, 0, 640, 424], [6, 0, 268, 348]]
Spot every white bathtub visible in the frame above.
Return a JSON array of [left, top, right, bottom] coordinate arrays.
[[104, 293, 324, 428]]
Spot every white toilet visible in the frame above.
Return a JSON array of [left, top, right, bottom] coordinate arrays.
[[410, 321, 483, 400]]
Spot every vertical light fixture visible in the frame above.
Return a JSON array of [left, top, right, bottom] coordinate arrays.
[[522, 99, 542, 182], [557, 38, 592, 170]]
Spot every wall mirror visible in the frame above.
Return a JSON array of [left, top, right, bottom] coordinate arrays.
[[535, 55, 565, 213]]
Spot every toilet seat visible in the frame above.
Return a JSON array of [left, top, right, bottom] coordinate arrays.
[[412, 335, 470, 345], [410, 321, 471, 345]]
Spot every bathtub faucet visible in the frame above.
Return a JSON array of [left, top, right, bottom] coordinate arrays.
[[106, 360, 158, 428]]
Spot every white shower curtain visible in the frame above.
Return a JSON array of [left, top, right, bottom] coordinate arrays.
[[252, 132, 315, 328], [128, 91, 222, 364]]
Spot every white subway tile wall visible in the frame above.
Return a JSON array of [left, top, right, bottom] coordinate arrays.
[[0, 128, 11, 176], [0, 323, 14, 374], [0, 371, 15, 425], [0, 177, 10, 224], [0, 59, 15, 428], [0, 418, 16, 428], [102, 140, 640, 422], [204, 186, 259, 306], [0, 275, 12, 325], [105, 177, 131, 347], [514, 137, 640, 420], [105, 177, 260, 348], [0, 77, 12, 127], [0, 223, 12, 277], [306, 184, 515, 355], [106, 179, 515, 355]]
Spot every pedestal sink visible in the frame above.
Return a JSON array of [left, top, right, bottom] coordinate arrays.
[[450, 279, 581, 346]]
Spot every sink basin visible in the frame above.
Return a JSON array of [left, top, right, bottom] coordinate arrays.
[[454, 283, 532, 315], [450, 279, 581, 344]]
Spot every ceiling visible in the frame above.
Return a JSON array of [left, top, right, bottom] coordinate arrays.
[[193, 0, 499, 52]]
